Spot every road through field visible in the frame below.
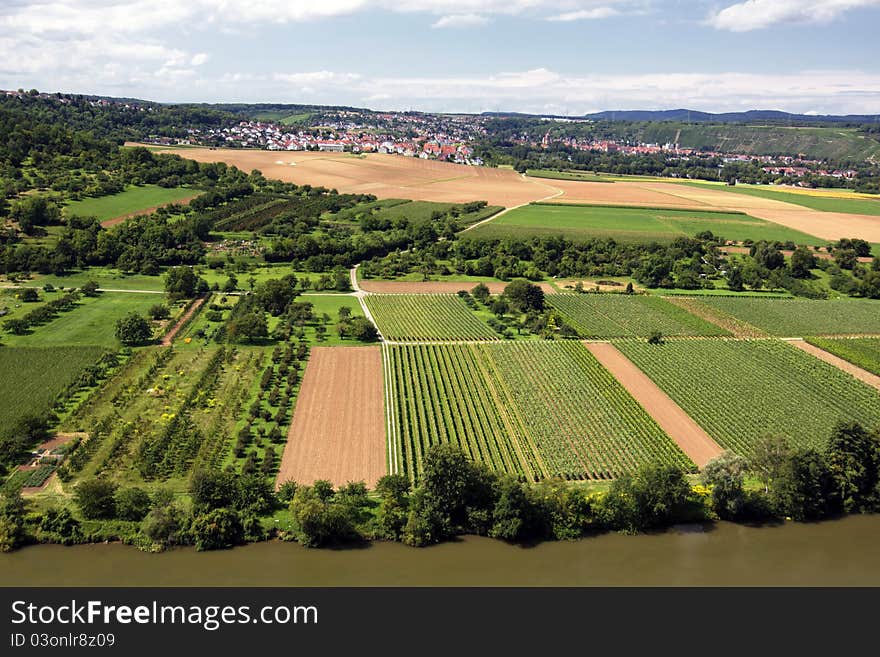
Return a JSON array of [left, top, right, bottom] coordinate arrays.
[[788, 339, 880, 392], [584, 342, 722, 467], [276, 346, 386, 488]]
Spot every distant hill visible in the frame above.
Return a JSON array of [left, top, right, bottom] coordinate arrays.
[[581, 109, 880, 125]]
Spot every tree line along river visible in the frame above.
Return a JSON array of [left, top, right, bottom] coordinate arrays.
[[1, 516, 879, 586]]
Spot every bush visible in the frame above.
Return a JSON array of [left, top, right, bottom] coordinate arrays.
[[73, 478, 117, 520], [115, 487, 152, 521], [191, 508, 244, 551]]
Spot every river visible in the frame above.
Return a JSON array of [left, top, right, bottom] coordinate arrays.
[[2, 516, 879, 586]]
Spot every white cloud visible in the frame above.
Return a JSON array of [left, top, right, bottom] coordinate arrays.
[[432, 13, 489, 28], [546, 7, 618, 21], [709, 0, 880, 32], [188, 67, 880, 115]]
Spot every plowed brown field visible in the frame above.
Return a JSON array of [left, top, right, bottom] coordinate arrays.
[[276, 346, 386, 488]]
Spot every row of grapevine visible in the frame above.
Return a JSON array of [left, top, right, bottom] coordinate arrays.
[[548, 294, 729, 338], [386, 344, 540, 481], [694, 297, 880, 336], [616, 338, 880, 458], [478, 342, 694, 479], [805, 337, 880, 376], [366, 294, 498, 342], [386, 342, 694, 481]]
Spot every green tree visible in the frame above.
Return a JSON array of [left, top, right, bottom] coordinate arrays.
[[771, 448, 835, 521], [726, 266, 744, 292], [164, 266, 204, 301], [148, 304, 170, 320], [115, 312, 152, 345], [73, 478, 118, 519], [81, 279, 100, 297], [228, 311, 268, 343], [191, 508, 244, 551], [503, 279, 545, 312], [349, 317, 379, 342], [702, 452, 748, 520], [790, 247, 817, 279], [750, 434, 791, 493], [826, 422, 880, 513], [471, 282, 490, 302], [115, 487, 152, 521], [0, 489, 26, 553]]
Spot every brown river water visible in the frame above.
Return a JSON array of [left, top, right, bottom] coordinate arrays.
[[2, 516, 879, 586]]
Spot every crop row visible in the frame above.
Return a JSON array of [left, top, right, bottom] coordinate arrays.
[[804, 337, 880, 377], [386, 342, 694, 481], [615, 339, 880, 458], [366, 294, 498, 342], [693, 297, 880, 336], [548, 294, 729, 338]]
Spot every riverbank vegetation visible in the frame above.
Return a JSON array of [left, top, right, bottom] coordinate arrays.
[[1, 422, 878, 553]]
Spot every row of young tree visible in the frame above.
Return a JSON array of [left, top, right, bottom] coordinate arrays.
[[3, 421, 877, 552]]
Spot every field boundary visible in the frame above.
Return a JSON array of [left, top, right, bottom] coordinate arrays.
[[787, 339, 880, 392], [531, 200, 749, 216], [584, 342, 723, 467]]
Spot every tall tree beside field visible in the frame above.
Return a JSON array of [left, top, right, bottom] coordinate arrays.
[[825, 422, 880, 513], [503, 279, 544, 313], [702, 452, 749, 520], [770, 449, 835, 521], [790, 247, 817, 279], [73, 478, 118, 520], [115, 312, 152, 345], [164, 266, 206, 301]]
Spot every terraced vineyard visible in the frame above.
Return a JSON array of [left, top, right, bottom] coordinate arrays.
[[366, 294, 498, 342], [386, 342, 694, 481], [693, 298, 880, 336], [548, 294, 729, 338], [805, 337, 880, 376], [616, 339, 880, 458]]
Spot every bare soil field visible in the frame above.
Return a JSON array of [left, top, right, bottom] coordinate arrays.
[[789, 340, 880, 392], [157, 146, 880, 241], [276, 346, 386, 488], [157, 147, 548, 206], [358, 280, 555, 294], [584, 342, 723, 467]]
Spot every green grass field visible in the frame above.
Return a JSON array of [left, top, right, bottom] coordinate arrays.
[[682, 183, 880, 216], [464, 203, 825, 245], [64, 185, 199, 222], [387, 341, 693, 481], [3, 292, 160, 347], [548, 294, 729, 338], [693, 297, 880, 336], [0, 346, 108, 430], [331, 198, 503, 228], [31, 269, 165, 292], [804, 337, 880, 376], [616, 339, 880, 458], [366, 294, 498, 342], [526, 169, 614, 182]]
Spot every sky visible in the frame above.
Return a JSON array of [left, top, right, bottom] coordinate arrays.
[[1, 0, 880, 115]]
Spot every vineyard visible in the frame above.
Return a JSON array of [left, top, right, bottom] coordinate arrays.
[[1, 346, 108, 430], [692, 298, 880, 336], [366, 294, 498, 342], [386, 342, 694, 481], [804, 337, 880, 376], [615, 339, 880, 458], [548, 294, 729, 338]]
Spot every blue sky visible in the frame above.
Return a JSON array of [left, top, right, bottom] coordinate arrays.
[[1, 1, 879, 114]]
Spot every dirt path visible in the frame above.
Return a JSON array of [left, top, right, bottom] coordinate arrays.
[[99, 193, 203, 228], [585, 342, 723, 468], [160, 296, 205, 346], [462, 174, 564, 232], [788, 339, 880, 392], [276, 346, 387, 488]]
